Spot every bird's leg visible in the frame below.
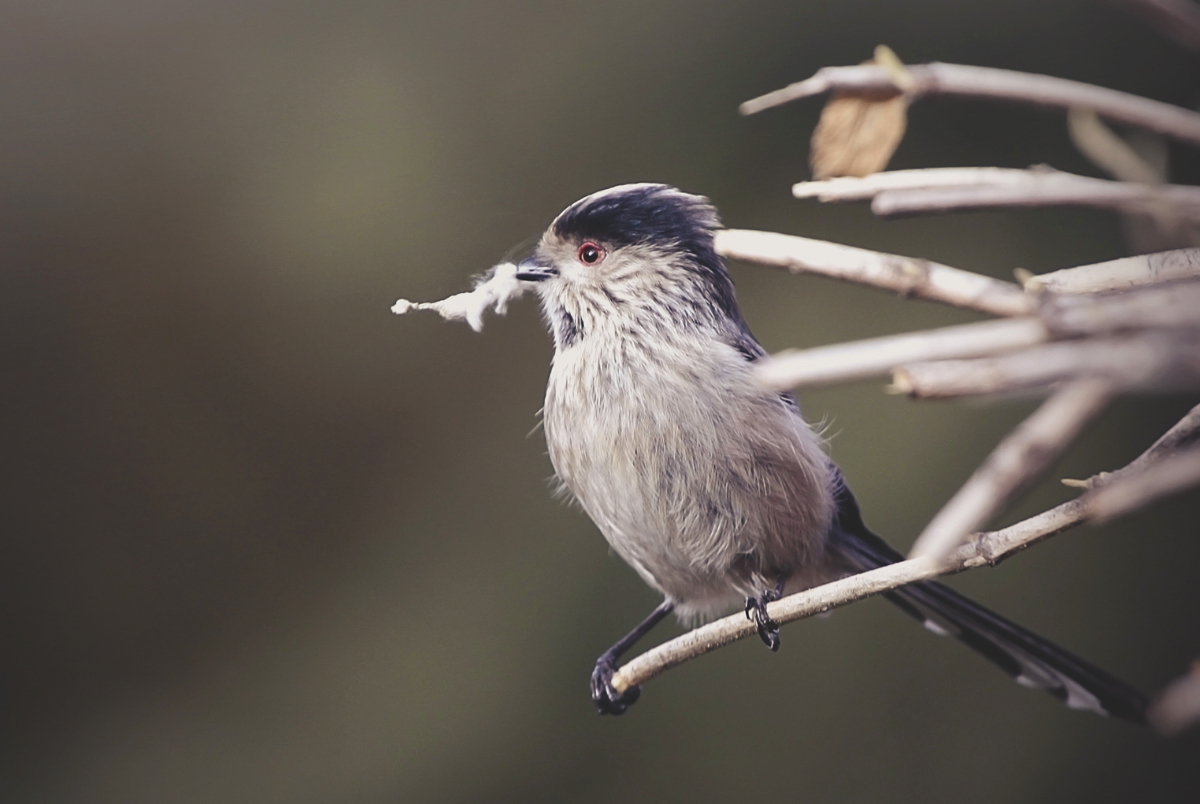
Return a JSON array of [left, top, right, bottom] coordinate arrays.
[[591, 599, 675, 716], [745, 579, 787, 652]]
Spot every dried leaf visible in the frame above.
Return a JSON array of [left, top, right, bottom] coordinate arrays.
[[810, 88, 908, 179], [809, 47, 911, 179]]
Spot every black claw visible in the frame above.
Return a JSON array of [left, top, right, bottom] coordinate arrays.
[[745, 585, 784, 652], [587, 599, 674, 715], [590, 655, 641, 715]]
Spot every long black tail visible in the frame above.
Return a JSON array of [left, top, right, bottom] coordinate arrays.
[[828, 474, 1147, 724]]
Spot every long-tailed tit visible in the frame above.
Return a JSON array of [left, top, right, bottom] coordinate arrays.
[[514, 183, 1145, 721]]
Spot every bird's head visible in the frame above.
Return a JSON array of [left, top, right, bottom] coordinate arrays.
[[516, 184, 743, 347]]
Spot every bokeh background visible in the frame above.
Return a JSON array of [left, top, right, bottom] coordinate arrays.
[[4, 1, 1199, 802]]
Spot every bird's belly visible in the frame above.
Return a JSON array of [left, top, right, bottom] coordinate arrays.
[[542, 343, 835, 619]]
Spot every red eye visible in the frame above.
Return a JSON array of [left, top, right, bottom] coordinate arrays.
[[577, 242, 606, 266]]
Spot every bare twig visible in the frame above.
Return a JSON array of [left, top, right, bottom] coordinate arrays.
[[755, 318, 1048, 390], [1112, 0, 1200, 54], [795, 167, 1057, 201], [694, 49, 1200, 723], [1039, 280, 1200, 335], [740, 62, 1200, 147], [1085, 402, 1200, 486], [1023, 248, 1200, 294], [794, 167, 1200, 220], [1068, 108, 1164, 185], [1067, 109, 1198, 251], [715, 229, 1035, 317], [610, 403, 1200, 697], [874, 177, 1200, 220], [892, 332, 1200, 398], [907, 378, 1116, 562], [999, 401, 1200, 550], [756, 277, 1200, 391], [1148, 661, 1200, 736], [1084, 445, 1200, 521]]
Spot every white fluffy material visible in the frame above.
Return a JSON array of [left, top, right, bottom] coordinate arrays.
[[391, 262, 527, 332]]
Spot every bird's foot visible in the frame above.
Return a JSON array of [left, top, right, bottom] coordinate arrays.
[[745, 587, 784, 651], [590, 654, 641, 715]]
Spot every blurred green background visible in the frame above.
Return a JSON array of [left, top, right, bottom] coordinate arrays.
[[3, 1, 1199, 802]]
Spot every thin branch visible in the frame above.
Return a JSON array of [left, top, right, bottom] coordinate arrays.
[[1084, 444, 1200, 521], [1023, 248, 1200, 294], [715, 229, 1035, 317], [1112, 0, 1200, 55], [610, 403, 1200, 697], [793, 167, 1200, 220], [740, 62, 1200, 147], [756, 278, 1200, 391], [794, 167, 1072, 201], [892, 332, 1200, 399], [874, 177, 1200, 221], [1068, 107, 1164, 184], [611, 555, 944, 695], [1084, 402, 1200, 485], [754, 318, 1048, 390], [998, 400, 1200, 553], [907, 378, 1116, 562], [1040, 280, 1200, 335], [1148, 660, 1200, 736]]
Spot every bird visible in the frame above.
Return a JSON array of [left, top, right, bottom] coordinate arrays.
[[512, 182, 1147, 722]]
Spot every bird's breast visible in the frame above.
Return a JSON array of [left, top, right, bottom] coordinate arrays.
[[541, 332, 836, 616]]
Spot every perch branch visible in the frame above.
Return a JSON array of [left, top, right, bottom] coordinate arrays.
[[611, 555, 944, 695], [715, 229, 1034, 317], [610, 403, 1200, 696], [907, 378, 1116, 562], [740, 62, 1200, 146]]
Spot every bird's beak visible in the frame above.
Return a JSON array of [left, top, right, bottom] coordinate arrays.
[[515, 257, 557, 282]]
